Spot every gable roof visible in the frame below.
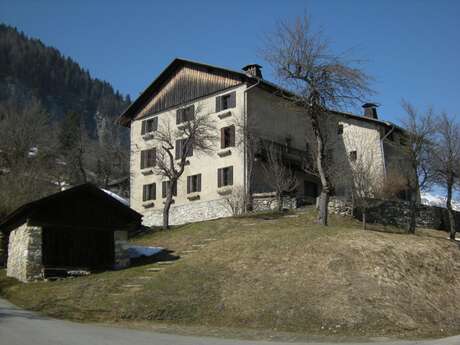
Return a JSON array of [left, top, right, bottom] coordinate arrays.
[[117, 58, 403, 133], [0, 184, 142, 234]]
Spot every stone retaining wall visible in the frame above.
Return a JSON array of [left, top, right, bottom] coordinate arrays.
[[7, 223, 43, 282], [252, 193, 297, 212], [142, 198, 232, 227], [328, 197, 460, 231]]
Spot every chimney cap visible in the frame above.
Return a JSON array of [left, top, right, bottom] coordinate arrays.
[[242, 64, 262, 71], [362, 102, 379, 108]]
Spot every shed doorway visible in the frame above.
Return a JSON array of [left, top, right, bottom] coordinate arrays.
[[42, 227, 114, 270]]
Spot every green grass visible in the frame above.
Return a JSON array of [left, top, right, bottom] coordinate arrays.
[[1, 209, 460, 339]]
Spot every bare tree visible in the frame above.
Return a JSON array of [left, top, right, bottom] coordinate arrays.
[[430, 113, 460, 240], [263, 15, 372, 225], [261, 142, 298, 212], [153, 107, 217, 229], [223, 185, 246, 216], [401, 101, 435, 233]]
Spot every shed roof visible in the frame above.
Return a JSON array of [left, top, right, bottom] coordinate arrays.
[[0, 184, 142, 234]]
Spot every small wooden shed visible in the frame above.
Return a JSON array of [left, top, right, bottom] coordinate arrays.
[[0, 184, 142, 282]]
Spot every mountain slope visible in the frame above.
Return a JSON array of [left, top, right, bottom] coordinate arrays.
[[0, 23, 130, 139]]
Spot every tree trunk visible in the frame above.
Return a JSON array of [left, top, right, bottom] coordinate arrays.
[[277, 193, 283, 212], [446, 179, 456, 241], [311, 109, 330, 226], [318, 191, 329, 226], [362, 210, 366, 230], [162, 183, 174, 230]]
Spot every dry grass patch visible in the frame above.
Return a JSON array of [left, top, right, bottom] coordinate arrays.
[[1, 209, 460, 339]]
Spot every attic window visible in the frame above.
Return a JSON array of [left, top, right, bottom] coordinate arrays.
[[216, 92, 236, 112], [176, 105, 195, 124], [141, 117, 158, 135], [337, 124, 344, 135]]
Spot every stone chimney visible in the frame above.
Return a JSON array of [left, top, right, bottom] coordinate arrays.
[[242, 64, 263, 79], [362, 103, 378, 119]]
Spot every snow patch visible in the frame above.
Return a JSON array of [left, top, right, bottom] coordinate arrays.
[[127, 245, 163, 259], [420, 192, 460, 211], [102, 189, 129, 206]]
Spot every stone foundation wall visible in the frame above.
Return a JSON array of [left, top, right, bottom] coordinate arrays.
[[7, 223, 43, 282], [328, 197, 460, 231], [113, 230, 130, 269], [252, 193, 297, 212], [143, 198, 232, 227]]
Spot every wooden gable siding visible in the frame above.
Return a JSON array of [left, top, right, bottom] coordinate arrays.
[[136, 64, 243, 120]]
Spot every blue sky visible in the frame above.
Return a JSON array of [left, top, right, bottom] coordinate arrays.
[[0, 0, 459, 126]]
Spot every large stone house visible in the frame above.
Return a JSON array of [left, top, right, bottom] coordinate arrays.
[[118, 58, 412, 226]]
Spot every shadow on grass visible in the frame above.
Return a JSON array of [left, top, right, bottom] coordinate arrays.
[[129, 249, 180, 268]]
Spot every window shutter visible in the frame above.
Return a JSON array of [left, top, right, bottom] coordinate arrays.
[[153, 117, 158, 131], [216, 96, 221, 112], [187, 140, 193, 157], [175, 140, 181, 159], [188, 105, 195, 121], [228, 166, 233, 186], [152, 183, 156, 200], [229, 92, 236, 108], [220, 127, 225, 149], [162, 181, 167, 198], [141, 121, 146, 135], [173, 181, 177, 196], [142, 185, 147, 201], [230, 125, 235, 146], [176, 109, 182, 124], [140, 151, 145, 169], [187, 176, 191, 193], [217, 168, 222, 188], [197, 174, 201, 192]]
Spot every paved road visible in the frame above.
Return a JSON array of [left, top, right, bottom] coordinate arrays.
[[1, 298, 460, 345]]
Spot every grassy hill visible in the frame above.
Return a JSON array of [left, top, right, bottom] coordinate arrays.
[[1, 209, 460, 340]]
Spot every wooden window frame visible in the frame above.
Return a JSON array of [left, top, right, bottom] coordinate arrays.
[[162, 180, 177, 198], [142, 183, 156, 201], [175, 138, 193, 159], [216, 91, 236, 112], [220, 125, 235, 149], [140, 148, 156, 169], [141, 117, 158, 135], [187, 174, 202, 193], [176, 105, 195, 124], [217, 166, 234, 187]]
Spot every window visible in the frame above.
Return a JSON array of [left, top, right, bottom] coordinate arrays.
[[337, 124, 344, 135], [175, 138, 193, 159], [216, 91, 236, 112], [187, 174, 201, 193], [349, 150, 357, 162], [140, 148, 156, 169], [142, 183, 156, 201], [141, 117, 158, 135], [176, 105, 195, 124], [162, 180, 177, 198], [220, 125, 235, 148], [217, 166, 233, 187]]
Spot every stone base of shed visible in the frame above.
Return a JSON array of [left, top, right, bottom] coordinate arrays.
[[5, 222, 131, 282], [6, 223, 43, 283]]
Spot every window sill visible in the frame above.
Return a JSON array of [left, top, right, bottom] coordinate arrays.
[[141, 168, 154, 175], [142, 133, 154, 140], [217, 111, 232, 119], [217, 149, 232, 157], [187, 193, 200, 201], [217, 186, 233, 195], [142, 201, 155, 208]]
